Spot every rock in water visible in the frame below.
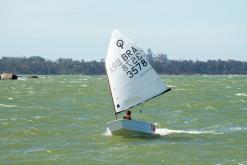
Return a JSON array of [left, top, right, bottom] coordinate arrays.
[[0, 72, 18, 80], [28, 75, 39, 78]]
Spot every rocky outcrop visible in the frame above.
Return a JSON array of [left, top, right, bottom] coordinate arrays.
[[0, 72, 18, 80], [28, 75, 39, 78]]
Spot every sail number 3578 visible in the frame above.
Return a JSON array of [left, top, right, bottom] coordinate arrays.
[[124, 59, 148, 78], [109, 45, 149, 78]]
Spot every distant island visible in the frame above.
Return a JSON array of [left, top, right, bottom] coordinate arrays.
[[1, 49, 246, 75]]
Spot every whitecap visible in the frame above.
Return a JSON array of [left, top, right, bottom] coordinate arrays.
[[69, 81, 81, 83], [81, 84, 88, 87], [167, 85, 176, 88], [18, 78, 27, 81], [10, 117, 25, 121], [0, 104, 17, 108], [228, 100, 247, 103], [33, 116, 41, 119], [24, 147, 46, 154], [198, 80, 208, 83], [235, 93, 247, 97], [0, 138, 8, 141], [175, 88, 186, 91], [184, 119, 197, 124], [205, 106, 216, 110], [10, 117, 17, 121]]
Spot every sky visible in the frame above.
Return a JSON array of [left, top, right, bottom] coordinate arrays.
[[0, 0, 247, 61]]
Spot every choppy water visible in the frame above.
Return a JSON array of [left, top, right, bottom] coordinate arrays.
[[0, 75, 246, 165]]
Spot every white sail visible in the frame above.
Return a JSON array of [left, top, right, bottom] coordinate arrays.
[[105, 29, 170, 114]]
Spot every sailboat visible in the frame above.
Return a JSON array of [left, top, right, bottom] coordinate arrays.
[[105, 29, 171, 136]]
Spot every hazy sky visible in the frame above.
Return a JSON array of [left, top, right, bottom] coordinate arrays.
[[1, 0, 247, 61]]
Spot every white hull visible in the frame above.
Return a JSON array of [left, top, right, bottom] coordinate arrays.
[[105, 119, 156, 136]]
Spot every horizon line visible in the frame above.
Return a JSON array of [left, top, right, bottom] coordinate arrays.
[[1, 56, 246, 62]]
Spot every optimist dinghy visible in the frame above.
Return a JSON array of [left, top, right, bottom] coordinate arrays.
[[105, 29, 171, 136]]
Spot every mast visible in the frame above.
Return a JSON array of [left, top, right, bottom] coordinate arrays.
[[105, 63, 118, 119]]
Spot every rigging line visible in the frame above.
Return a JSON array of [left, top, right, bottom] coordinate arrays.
[[139, 104, 143, 118]]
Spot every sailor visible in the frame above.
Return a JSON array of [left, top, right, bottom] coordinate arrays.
[[123, 110, 131, 120]]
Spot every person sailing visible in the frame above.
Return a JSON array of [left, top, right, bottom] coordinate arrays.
[[123, 110, 131, 120]]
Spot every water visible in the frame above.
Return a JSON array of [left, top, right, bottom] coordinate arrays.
[[0, 75, 246, 165]]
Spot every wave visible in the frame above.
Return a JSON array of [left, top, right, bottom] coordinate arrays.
[[0, 104, 17, 108], [33, 116, 41, 119], [167, 85, 176, 88], [155, 128, 219, 136], [69, 81, 82, 83], [10, 117, 26, 121], [175, 88, 186, 91], [235, 93, 247, 97], [205, 106, 217, 110]]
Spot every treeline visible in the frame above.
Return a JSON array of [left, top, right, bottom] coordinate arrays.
[[149, 59, 247, 74], [0, 56, 104, 75], [0, 56, 247, 75]]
